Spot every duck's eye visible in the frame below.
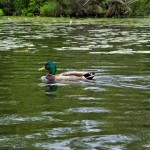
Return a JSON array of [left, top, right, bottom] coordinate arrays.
[[45, 63, 49, 70]]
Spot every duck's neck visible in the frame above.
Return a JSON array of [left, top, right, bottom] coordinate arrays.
[[46, 73, 55, 82]]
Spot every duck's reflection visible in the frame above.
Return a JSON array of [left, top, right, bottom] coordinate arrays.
[[45, 84, 57, 97]]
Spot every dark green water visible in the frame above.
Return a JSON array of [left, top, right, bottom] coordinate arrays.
[[0, 17, 150, 149]]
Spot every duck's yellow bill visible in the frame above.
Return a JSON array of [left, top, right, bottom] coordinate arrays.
[[38, 66, 45, 71]]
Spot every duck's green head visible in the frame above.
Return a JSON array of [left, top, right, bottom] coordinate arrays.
[[45, 62, 57, 75], [39, 62, 57, 75]]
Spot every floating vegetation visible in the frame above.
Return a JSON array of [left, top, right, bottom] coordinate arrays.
[[0, 17, 149, 54]]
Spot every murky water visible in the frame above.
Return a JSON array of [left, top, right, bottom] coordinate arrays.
[[0, 17, 150, 149]]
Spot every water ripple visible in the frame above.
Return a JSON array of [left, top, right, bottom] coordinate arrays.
[[67, 107, 111, 113], [0, 115, 59, 125], [34, 134, 135, 149]]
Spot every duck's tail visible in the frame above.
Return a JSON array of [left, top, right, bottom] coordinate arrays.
[[84, 72, 95, 80]]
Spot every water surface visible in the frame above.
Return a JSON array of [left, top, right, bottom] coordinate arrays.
[[0, 17, 150, 149]]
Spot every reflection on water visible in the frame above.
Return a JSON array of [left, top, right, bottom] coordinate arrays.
[[45, 85, 57, 97], [0, 17, 150, 149]]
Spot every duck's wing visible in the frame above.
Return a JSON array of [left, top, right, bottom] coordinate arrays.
[[60, 71, 95, 80], [61, 71, 87, 77]]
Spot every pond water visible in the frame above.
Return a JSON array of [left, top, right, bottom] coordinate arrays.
[[0, 17, 150, 149]]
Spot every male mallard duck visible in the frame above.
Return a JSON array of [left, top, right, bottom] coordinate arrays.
[[39, 62, 95, 83]]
